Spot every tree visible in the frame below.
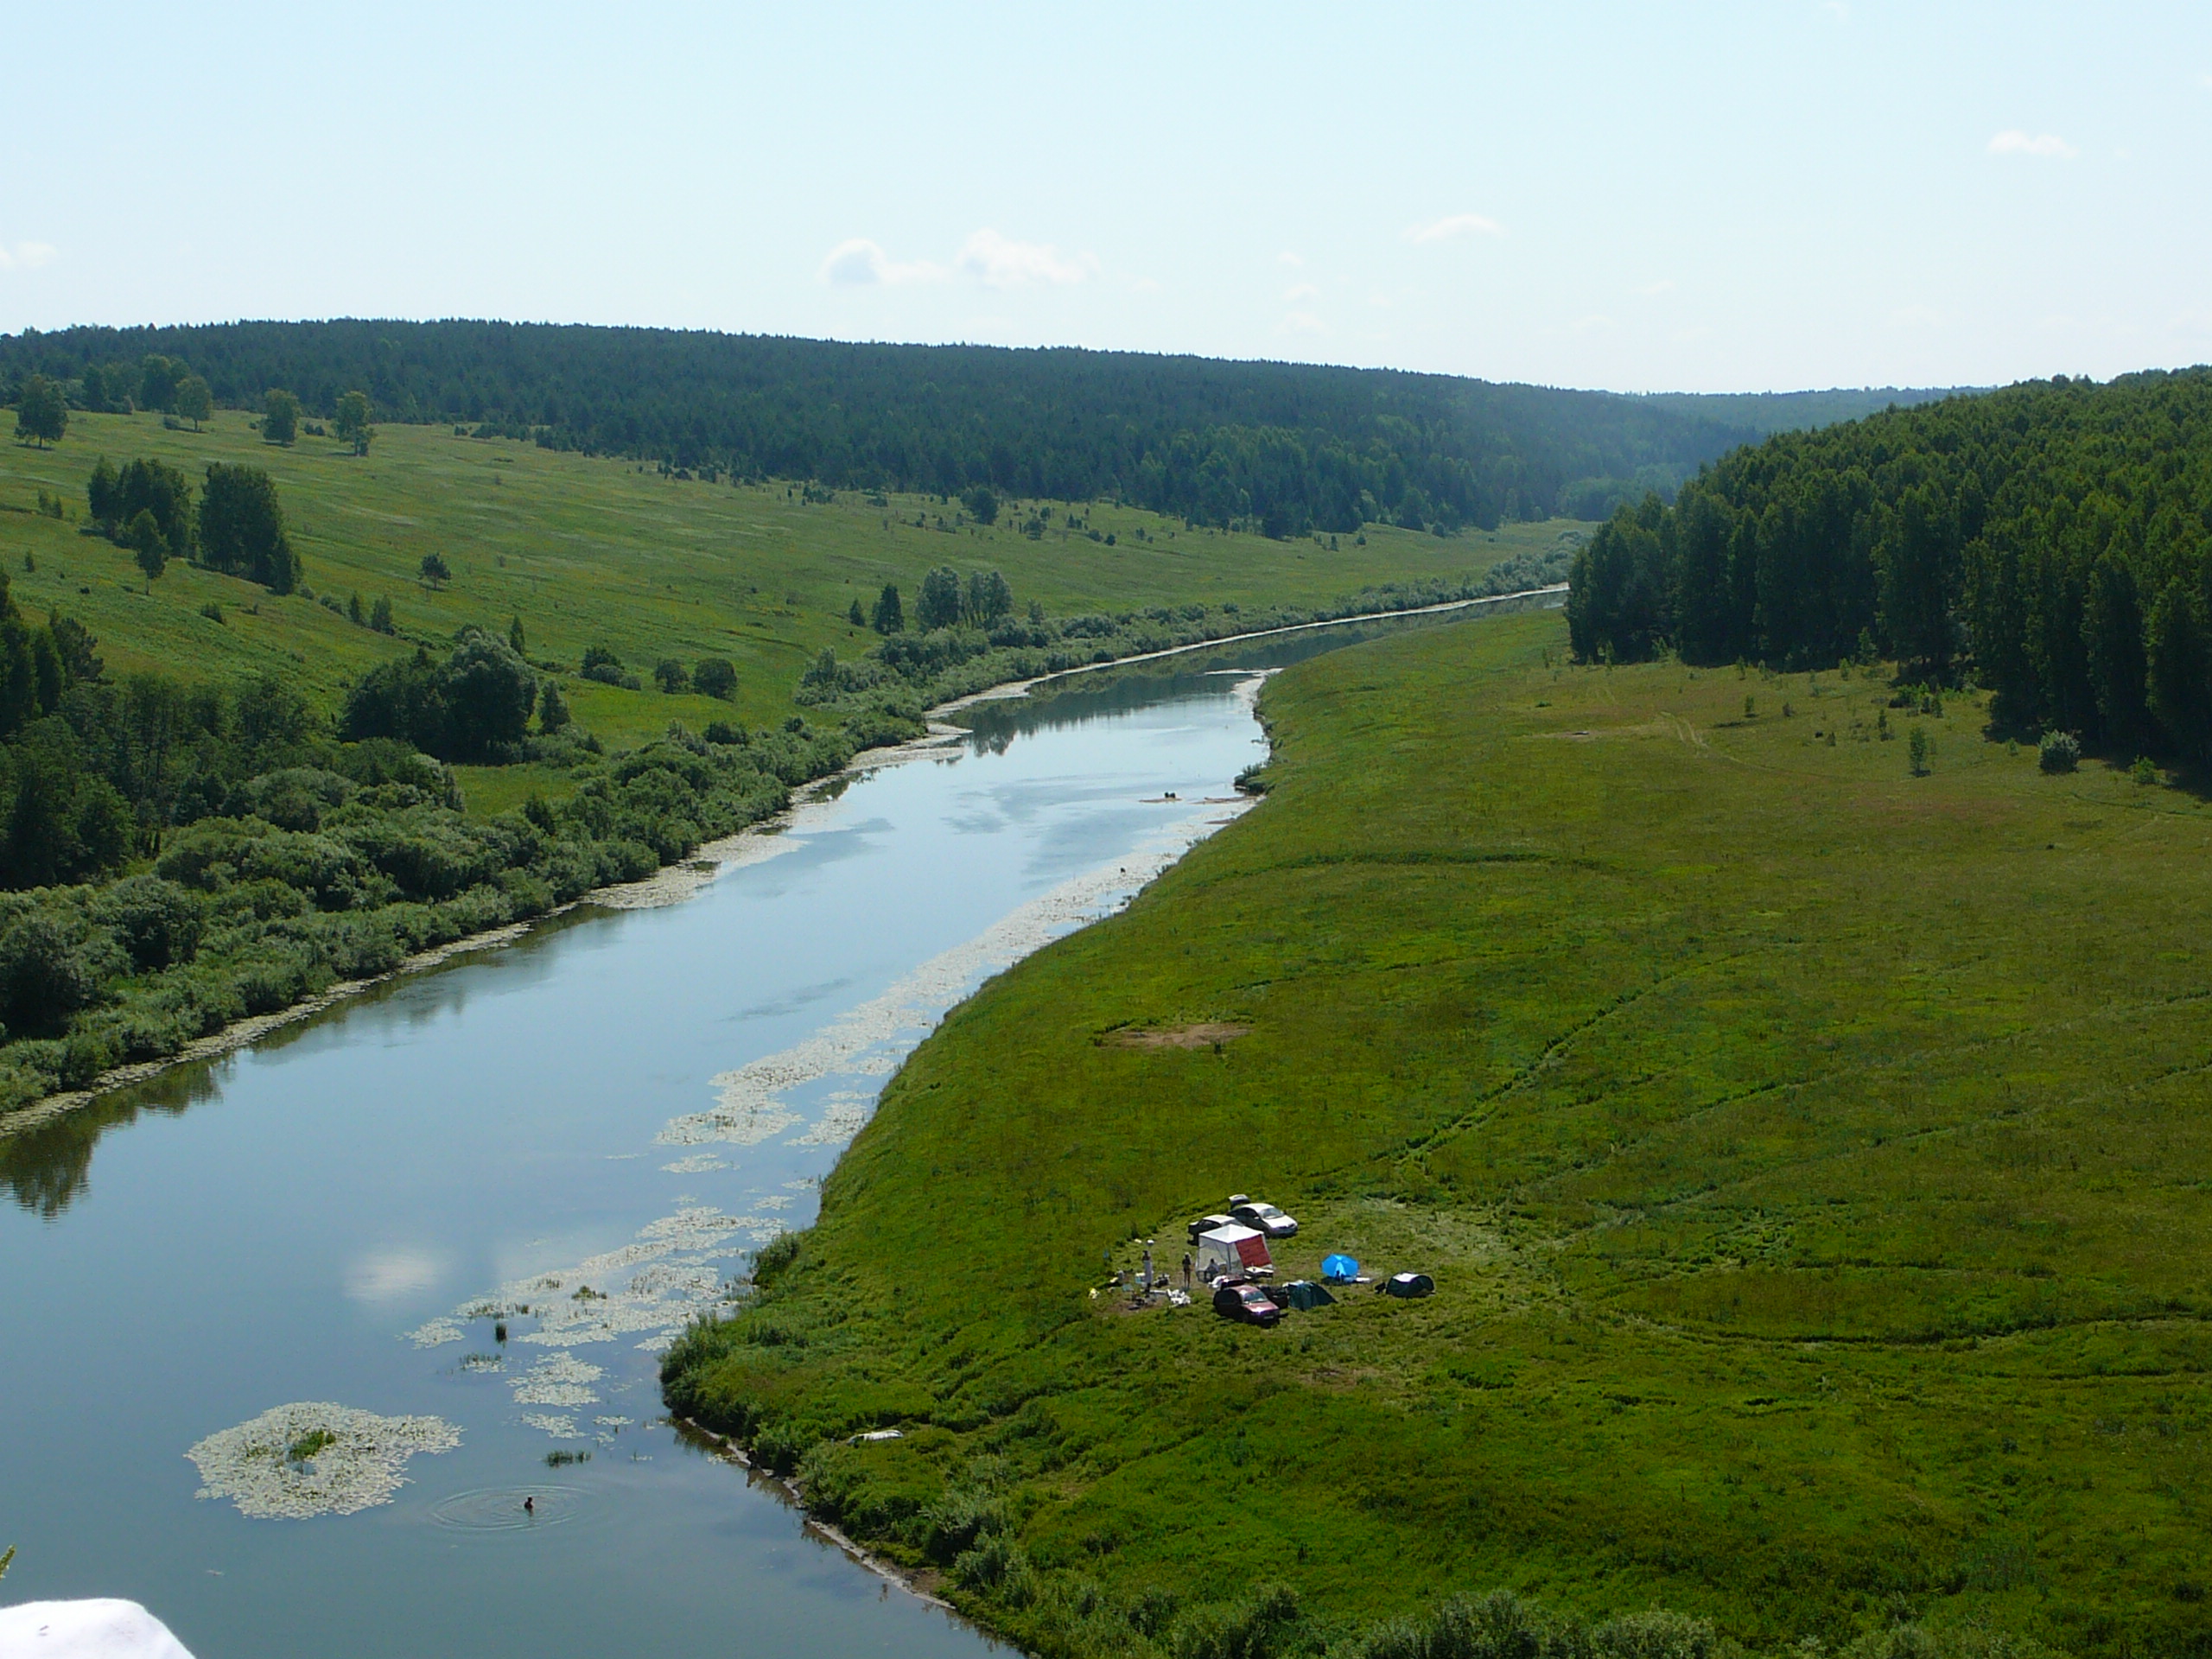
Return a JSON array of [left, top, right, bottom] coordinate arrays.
[[199, 464, 299, 592], [871, 582, 904, 633], [262, 389, 300, 446], [962, 485, 999, 526], [537, 678, 570, 732], [127, 511, 167, 584], [349, 592, 366, 626], [174, 375, 213, 431], [694, 657, 737, 699], [848, 598, 866, 627], [13, 375, 67, 448], [418, 551, 451, 588], [138, 355, 183, 413], [507, 614, 526, 655], [1908, 723, 1931, 776], [916, 566, 964, 631], [965, 569, 1013, 626], [370, 595, 395, 633], [110, 457, 192, 548], [340, 626, 535, 760], [653, 658, 690, 693], [334, 390, 373, 455], [86, 456, 118, 527]]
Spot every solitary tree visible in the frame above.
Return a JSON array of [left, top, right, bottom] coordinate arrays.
[[174, 375, 213, 432], [418, 551, 451, 588], [653, 658, 690, 694], [693, 657, 737, 699], [871, 582, 904, 633], [348, 592, 365, 626], [507, 614, 526, 655], [369, 594, 395, 633], [13, 375, 67, 448], [1908, 723, 1932, 776], [262, 389, 301, 446], [848, 598, 865, 627], [537, 678, 570, 732], [126, 510, 167, 585], [334, 390, 373, 456], [961, 485, 999, 526]]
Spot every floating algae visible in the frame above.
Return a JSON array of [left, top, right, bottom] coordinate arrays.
[[513, 1353, 604, 1407], [187, 1402, 459, 1519], [656, 798, 1250, 1153]]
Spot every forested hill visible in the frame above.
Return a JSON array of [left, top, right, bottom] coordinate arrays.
[[1637, 385, 1974, 435], [0, 321, 1773, 536], [1567, 367, 2212, 758]]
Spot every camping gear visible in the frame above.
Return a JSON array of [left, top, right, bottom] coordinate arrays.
[[1380, 1272, 1435, 1299], [1194, 1224, 1271, 1280], [1277, 1280, 1336, 1312], [1320, 1254, 1360, 1282]]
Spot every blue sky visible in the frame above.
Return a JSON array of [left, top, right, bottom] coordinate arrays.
[[3, 2, 2206, 392]]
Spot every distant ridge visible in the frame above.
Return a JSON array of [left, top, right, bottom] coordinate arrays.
[[0, 319, 1952, 531]]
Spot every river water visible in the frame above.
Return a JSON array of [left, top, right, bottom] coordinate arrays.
[[0, 613, 1490, 1659]]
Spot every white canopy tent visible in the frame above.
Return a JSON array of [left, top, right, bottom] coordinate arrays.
[[1194, 1223, 1271, 1280]]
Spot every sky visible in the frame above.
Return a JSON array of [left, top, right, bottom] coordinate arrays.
[[2, 1, 2207, 394]]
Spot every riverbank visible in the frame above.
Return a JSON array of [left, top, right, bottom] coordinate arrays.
[[0, 588, 1560, 1140], [664, 606, 2212, 1658]]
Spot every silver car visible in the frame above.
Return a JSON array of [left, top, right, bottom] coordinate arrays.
[[1230, 1201, 1298, 1238]]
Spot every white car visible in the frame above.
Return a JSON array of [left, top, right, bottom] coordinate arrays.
[[1230, 1201, 1298, 1238]]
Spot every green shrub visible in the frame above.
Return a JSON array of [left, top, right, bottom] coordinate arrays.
[[2038, 730, 2080, 773]]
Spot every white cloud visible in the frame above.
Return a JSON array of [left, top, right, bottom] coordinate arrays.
[[1283, 282, 1320, 303], [956, 229, 1096, 288], [1404, 213, 1503, 245], [1633, 279, 1676, 297], [0, 242, 57, 271], [1986, 130, 2077, 159], [1281, 310, 1326, 334], [817, 238, 946, 287], [1278, 251, 1304, 267]]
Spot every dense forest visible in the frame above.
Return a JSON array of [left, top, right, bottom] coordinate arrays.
[[0, 321, 1776, 534], [1567, 369, 2212, 759]]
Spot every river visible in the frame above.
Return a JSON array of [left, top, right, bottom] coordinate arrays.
[[0, 612, 1496, 1658]]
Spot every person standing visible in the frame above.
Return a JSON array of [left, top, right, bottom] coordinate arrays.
[[1141, 1245, 1154, 1293], [1181, 1252, 1193, 1290]]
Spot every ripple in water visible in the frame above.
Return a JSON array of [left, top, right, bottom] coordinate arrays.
[[429, 1485, 588, 1531]]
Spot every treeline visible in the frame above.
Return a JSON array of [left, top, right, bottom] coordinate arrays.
[[0, 321, 1764, 534], [1567, 369, 2212, 759]]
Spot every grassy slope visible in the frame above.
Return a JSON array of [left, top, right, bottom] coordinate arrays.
[[677, 609, 2212, 1656], [0, 414, 1567, 809]]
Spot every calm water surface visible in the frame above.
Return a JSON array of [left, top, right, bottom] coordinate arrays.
[[0, 618, 1476, 1658]]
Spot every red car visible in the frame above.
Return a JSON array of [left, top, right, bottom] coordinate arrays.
[[1212, 1282, 1282, 1327]]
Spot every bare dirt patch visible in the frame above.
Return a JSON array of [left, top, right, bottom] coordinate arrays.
[[1103, 1022, 1251, 1050]]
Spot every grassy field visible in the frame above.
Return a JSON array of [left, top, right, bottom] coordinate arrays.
[[667, 608, 2212, 1657], [0, 414, 1568, 808]]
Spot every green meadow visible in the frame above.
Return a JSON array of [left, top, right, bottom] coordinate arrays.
[[666, 608, 2212, 1657], [0, 412, 1566, 809]]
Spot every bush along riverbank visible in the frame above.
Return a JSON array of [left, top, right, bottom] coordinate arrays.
[[0, 719, 853, 1115]]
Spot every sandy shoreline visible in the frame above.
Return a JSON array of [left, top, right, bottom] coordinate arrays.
[[0, 585, 1560, 1140]]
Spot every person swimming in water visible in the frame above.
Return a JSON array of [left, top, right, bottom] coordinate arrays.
[[524, 1496, 535, 1516]]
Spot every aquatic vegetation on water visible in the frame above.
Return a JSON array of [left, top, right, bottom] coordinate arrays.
[[513, 1353, 605, 1406], [187, 1402, 459, 1519]]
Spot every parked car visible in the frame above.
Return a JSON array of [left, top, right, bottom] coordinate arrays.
[[1230, 1200, 1299, 1238], [1186, 1212, 1236, 1245], [1212, 1282, 1282, 1327]]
